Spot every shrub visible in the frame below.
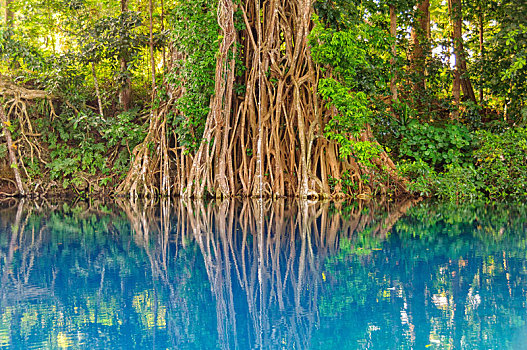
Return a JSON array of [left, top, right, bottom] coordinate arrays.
[[399, 161, 482, 202], [474, 128, 527, 198], [433, 164, 482, 202], [398, 159, 436, 197], [399, 121, 474, 170]]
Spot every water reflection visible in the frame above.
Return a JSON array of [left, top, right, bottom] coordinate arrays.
[[0, 198, 526, 349]]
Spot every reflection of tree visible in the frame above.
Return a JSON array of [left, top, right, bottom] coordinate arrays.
[[3, 198, 527, 349], [0, 198, 164, 348], [121, 197, 412, 348], [315, 200, 527, 349], [117, 198, 414, 349], [0, 197, 416, 348], [0, 199, 49, 304]]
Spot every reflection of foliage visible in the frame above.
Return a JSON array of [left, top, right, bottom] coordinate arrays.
[[395, 200, 527, 256], [1, 199, 527, 349], [317, 200, 527, 349], [0, 200, 219, 349]]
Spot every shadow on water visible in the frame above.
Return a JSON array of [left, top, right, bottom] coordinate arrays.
[[0, 198, 527, 349]]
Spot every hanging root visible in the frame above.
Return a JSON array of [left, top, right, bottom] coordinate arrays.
[[117, 101, 172, 199], [119, 0, 408, 200], [183, 0, 237, 199], [1, 80, 58, 197], [0, 104, 25, 196]]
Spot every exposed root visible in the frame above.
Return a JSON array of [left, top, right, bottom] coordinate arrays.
[[0, 79, 57, 197], [0, 104, 25, 196], [117, 100, 173, 199], [119, 0, 408, 199]]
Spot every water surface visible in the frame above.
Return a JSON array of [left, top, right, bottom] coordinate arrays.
[[0, 198, 526, 349]]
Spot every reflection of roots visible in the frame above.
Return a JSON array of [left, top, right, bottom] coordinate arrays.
[[118, 198, 416, 349], [0, 177, 18, 197], [0, 199, 48, 302]]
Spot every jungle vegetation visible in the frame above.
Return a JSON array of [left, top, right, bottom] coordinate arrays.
[[0, 0, 525, 200]]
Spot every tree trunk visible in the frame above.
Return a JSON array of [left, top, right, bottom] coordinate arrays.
[[185, 0, 236, 198], [119, 0, 131, 111], [3, 0, 13, 27], [149, 0, 156, 93], [119, 0, 408, 199], [120, 0, 127, 15], [410, 0, 430, 92], [460, 52, 476, 103], [479, 8, 484, 103], [449, 0, 461, 119], [0, 105, 25, 196], [450, 0, 476, 117], [91, 62, 104, 118], [390, 4, 398, 102], [161, 0, 166, 72]]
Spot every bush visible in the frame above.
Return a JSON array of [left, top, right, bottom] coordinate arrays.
[[398, 159, 436, 197], [475, 128, 527, 198], [399, 160, 482, 202], [399, 121, 474, 170], [400, 127, 527, 201], [434, 164, 482, 202]]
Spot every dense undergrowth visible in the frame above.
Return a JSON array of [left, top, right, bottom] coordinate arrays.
[[398, 125, 527, 201], [0, 0, 525, 200]]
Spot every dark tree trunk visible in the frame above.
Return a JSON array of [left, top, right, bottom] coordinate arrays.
[[91, 62, 104, 118], [479, 8, 484, 103], [149, 0, 156, 93], [450, 0, 476, 118], [390, 4, 398, 102], [0, 105, 25, 195], [450, 0, 461, 118], [3, 0, 13, 27], [119, 0, 131, 111], [410, 0, 430, 92]]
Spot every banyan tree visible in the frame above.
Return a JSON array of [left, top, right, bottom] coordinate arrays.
[[118, 0, 406, 199]]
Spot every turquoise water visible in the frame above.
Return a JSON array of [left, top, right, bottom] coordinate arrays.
[[0, 199, 527, 349]]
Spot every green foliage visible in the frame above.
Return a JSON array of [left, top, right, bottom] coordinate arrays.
[[399, 121, 474, 170], [79, 10, 157, 97], [46, 141, 106, 179], [328, 170, 359, 194], [474, 4, 527, 122], [1, 0, 526, 200], [400, 127, 527, 201], [310, 15, 390, 163], [314, 0, 416, 30], [433, 164, 482, 202], [1, 0, 161, 113], [166, 0, 220, 151], [319, 80, 371, 134], [0, 28, 49, 73], [398, 159, 437, 197], [41, 106, 145, 189], [102, 108, 146, 148], [475, 128, 527, 198], [81, 12, 147, 62], [310, 16, 391, 96], [0, 143, 6, 159], [399, 160, 482, 201]]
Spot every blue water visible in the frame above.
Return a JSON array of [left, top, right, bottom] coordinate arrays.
[[0, 199, 527, 349]]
